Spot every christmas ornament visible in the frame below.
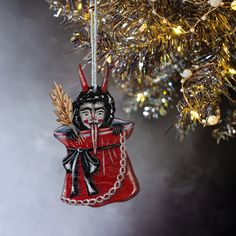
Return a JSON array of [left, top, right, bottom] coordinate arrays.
[[50, 0, 139, 207], [51, 65, 139, 207]]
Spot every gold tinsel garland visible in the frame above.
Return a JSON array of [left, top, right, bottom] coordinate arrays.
[[48, 0, 236, 142]]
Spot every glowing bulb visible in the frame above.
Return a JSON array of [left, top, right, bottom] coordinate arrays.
[[106, 55, 112, 64], [136, 93, 145, 103], [177, 46, 182, 52], [143, 111, 149, 117], [77, 3, 82, 10], [172, 26, 183, 35], [190, 110, 200, 121], [228, 68, 236, 74], [190, 27, 195, 33], [163, 19, 167, 24], [231, 1, 236, 10]]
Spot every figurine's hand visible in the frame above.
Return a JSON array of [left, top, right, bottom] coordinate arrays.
[[65, 128, 78, 140], [111, 123, 124, 135]]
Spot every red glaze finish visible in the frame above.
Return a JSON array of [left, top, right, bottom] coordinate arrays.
[[54, 119, 139, 207]]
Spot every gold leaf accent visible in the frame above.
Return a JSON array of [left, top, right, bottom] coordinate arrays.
[[50, 82, 73, 126]]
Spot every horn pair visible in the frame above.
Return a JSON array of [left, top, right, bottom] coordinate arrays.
[[78, 64, 109, 92]]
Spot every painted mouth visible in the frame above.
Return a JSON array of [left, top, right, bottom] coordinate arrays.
[[89, 121, 99, 125]]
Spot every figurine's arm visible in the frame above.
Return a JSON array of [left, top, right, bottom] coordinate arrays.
[[111, 119, 135, 136], [111, 122, 124, 135], [54, 125, 79, 141]]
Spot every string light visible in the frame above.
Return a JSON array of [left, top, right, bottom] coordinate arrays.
[[172, 26, 184, 35], [228, 68, 236, 74], [231, 1, 236, 10], [48, 0, 236, 142]]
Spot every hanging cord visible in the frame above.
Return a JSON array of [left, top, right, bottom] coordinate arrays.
[[90, 0, 98, 90]]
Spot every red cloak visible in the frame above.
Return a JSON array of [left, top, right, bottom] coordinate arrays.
[[54, 119, 139, 207]]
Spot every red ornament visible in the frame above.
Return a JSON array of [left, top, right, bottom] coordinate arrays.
[[51, 65, 139, 207]]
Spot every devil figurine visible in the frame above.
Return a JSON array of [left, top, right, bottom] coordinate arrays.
[[51, 65, 139, 207]]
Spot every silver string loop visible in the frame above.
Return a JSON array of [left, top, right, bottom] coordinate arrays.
[[90, 0, 97, 90]]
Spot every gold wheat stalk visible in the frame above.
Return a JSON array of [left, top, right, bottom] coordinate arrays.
[[50, 82, 73, 125], [50, 82, 85, 142]]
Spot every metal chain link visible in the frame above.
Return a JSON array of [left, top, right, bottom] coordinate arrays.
[[61, 131, 127, 206]]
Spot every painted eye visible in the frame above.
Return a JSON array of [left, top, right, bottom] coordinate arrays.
[[96, 110, 104, 116], [81, 111, 90, 116]]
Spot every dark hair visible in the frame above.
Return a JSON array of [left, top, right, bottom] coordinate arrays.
[[72, 86, 116, 130]]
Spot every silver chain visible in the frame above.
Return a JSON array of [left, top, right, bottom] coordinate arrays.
[[61, 132, 127, 206]]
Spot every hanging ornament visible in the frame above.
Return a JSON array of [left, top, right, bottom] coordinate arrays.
[[50, 0, 139, 207], [51, 67, 139, 207]]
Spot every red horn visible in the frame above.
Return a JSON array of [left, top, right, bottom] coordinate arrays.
[[101, 64, 109, 92], [78, 64, 89, 92]]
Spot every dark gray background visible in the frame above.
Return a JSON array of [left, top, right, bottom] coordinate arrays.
[[0, 0, 235, 235]]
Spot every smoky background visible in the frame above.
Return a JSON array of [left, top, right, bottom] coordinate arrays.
[[0, 0, 235, 235]]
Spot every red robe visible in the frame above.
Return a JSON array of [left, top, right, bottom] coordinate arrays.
[[54, 119, 139, 207]]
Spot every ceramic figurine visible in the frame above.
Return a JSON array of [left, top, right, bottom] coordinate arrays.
[[51, 65, 139, 207]]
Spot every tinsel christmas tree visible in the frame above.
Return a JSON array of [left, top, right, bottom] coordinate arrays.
[[48, 0, 236, 142]]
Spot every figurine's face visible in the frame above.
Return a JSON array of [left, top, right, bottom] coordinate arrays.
[[79, 102, 106, 129]]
